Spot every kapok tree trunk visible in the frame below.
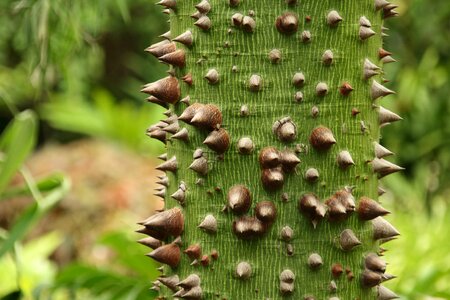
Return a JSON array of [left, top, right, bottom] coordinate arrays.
[[139, 0, 402, 299]]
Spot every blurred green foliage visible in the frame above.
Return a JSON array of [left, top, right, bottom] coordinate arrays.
[[0, 0, 168, 152], [1, 0, 167, 299], [0, 110, 70, 259], [379, 0, 450, 299], [0, 0, 449, 299], [0, 110, 37, 196], [0, 111, 70, 299], [44, 231, 160, 300]]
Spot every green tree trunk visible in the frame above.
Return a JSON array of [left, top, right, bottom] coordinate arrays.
[[140, 0, 402, 299]]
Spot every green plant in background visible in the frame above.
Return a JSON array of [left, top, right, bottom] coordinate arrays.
[[1, 0, 168, 298], [40, 90, 165, 152], [0, 108, 160, 299], [0, 109, 70, 298], [139, 0, 403, 299], [0, 0, 168, 152], [378, 1, 450, 299], [0, 231, 63, 299], [383, 174, 450, 300], [41, 231, 161, 300]]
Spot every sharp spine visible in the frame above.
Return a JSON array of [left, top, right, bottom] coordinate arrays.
[[378, 106, 403, 126], [159, 30, 171, 40], [147, 243, 181, 268], [374, 142, 394, 158], [163, 121, 180, 134], [227, 185, 252, 214], [171, 128, 189, 141], [146, 96, 169, 108], [359, 26, 376, 40], [237, 137, 254, 154], [156, 0, 177, 9], [184, 244, 202, 259], [364, 58, 381, 80], [372, 158, 404, 178], [158, 275, 179, 291], [308, 253, 323, 269], [316, 82, 329, 96], [190, 104, 222, 129], [194, 15, 211, 30], [173, 30, 193, 46], [292, 72, 305, 87], [365, 253, 387, 273], [372, 217, 400, 240], [305, 168, 319, 182], [254, 201, 277, 223], [198, 214, 217, 233], [139, 207, 184, 237], [195, 0, 211, 13], [301, 30, 311, 42], [249, 74, 262, 91], [181, 286, 202, 299], [177, 274, 201, 288], [337, 150, 355, 168], [276, 12, 299, 34], [137, 237, 162, 249], [322, 50, 333, 65], [242, 16, 256, 32], [327, 10, 343, 26], [236, 262, 252, 279], [145, 40, 176, 57], [141, 76, 180, 104], [280, 150, 300, 172], [203, 128, 230, 154], [309, 126, 336, 151], [360, 16, 372, 27], [381, 55, 397, 64], [233, 216, 267, 239], [156, 156, 178, 172], [375, 0, 390, 10], [358, 197, 390, 220], [339, 229, 362, 251], [204, 69, 219, 84], [190, 10, 202, 19], [189, 156, 208, 175], [159, 49, 185, 67], [371, 80, 395, 100], [378, 285, 400, 300], [361, 269, 382, 287], [153, 188, 166, 199]]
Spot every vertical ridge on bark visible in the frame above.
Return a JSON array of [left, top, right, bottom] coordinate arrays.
[[141, 0, 400, 299]]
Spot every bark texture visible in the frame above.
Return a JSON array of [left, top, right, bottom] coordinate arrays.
[[140, 0, 401, 299]]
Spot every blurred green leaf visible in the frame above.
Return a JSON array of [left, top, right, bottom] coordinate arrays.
[[52, 264, 156, 300], [115, 0, 130, 22], [99, 231, 160, 278], [0, 174, 70, 258], [0, 231, 63, 298], [2, 173, 68, 199], [0, 290, 21, 300], [0, 110, 37, 197], [40, 89, 165, 152], [383, 174, 450, 300]]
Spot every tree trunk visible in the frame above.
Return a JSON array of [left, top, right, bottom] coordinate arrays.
[[140, 0, 401, 299]]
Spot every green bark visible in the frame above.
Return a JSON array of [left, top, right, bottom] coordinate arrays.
[[140, 0, 401, 299]]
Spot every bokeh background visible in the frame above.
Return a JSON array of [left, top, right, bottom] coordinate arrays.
[[0, 0, 449, 299]]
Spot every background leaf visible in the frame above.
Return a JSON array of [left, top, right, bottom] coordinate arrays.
[[0, 174, 70, 258], [0, 110, 37, 197]]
